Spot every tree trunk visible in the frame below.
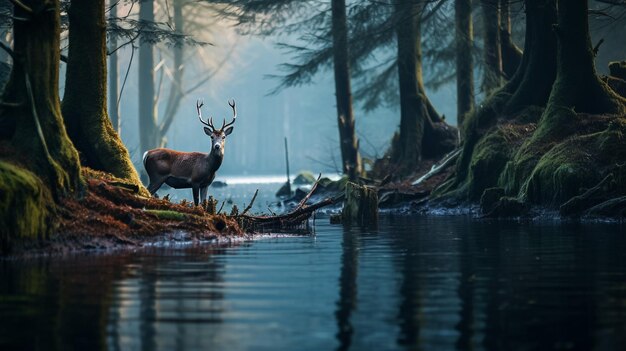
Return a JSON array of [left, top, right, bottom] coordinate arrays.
[[447, 0, 555, 189], [0, 0, 81, 194], [503, 0, 557, 113], [544, 0, 625, 117], [331, 0, 362, 181], [455, 0, 474, 127], [158, 0, 185, 141], [480, 0, 502, 94], [62, 0, 143, 188], [394, 0, 427, 168], [499, 0, 522, 79], [392, 0, 458, 167], [138, 0, 160, 163], [108, 0, 120, 134]]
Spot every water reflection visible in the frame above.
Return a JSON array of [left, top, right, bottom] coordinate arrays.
[[1, 218, 626, 350], [335, 227, 359, 351]]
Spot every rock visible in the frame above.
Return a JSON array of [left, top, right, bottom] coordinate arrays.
[[480, 187, 505, 214], [275, 181, 292, 198], [293, 171, 317, 185], [211, 180, 227, 188], [342, 182, 378, 225]]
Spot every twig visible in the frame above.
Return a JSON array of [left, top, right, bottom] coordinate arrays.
[[0, 100, 23, 107], [593, 38, 605, 57], [10, 0, 33, 14], [107, 32, 140, 56], [296, 173, 321, 209], [217, 200, 226, 215], [117, 45, 135, 112], [25, 71, 52, 162], [266, 206, 277, 216], [0, 42, 14, 59], [241, 189, 259, 215], [411, 148, 461, 186]]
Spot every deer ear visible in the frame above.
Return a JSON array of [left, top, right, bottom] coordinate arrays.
[[203, 127, 212, 136], [224, 126, 234, 136]]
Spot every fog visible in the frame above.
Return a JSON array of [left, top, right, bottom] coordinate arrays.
[[55, 0, 624, 178], [101, 35, 456, 177]]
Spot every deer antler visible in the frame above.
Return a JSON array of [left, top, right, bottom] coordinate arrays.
[[221, 99, 237, 130], [196, 99, 215, 131]]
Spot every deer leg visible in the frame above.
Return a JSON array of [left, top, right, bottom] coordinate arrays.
[[200, 186, 208, 203], [192, 186, 200, 206], [147, 177, 166, 196]]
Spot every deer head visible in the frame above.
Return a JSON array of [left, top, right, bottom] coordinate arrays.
[[196, 99, 237, 157]]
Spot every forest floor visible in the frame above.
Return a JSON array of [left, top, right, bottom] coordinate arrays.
[[9, 169, 249, 257]]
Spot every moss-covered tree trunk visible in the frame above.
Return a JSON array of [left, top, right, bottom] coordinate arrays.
[[0, 0, 81, 194], [499, 0, 522, 79], [331, 0, 362, 181], [0, 0, 82, 250], [542, 0, 625, 118], [62, 0, 143, 188], [480, 0, 502, 94], [455, 0, 474, 127], [437, 0, 556, 198]]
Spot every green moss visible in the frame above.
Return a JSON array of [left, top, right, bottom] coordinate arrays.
[[143, 209, 186, 221], [319, 176, 348, 193], [0, 161, 54, 253], [467, 127, 514, 200], [293, 171, 317, 185], [524, 119, 626, 206]]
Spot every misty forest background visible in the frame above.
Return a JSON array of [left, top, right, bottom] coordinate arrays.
[[0, 0, 621, 177]]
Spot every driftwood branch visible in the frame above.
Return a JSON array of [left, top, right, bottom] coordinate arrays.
[[241, 189, 259, 215], [239, 175, 337, 232], [296, 173, 321, 208], [412, 148, 461, 186]]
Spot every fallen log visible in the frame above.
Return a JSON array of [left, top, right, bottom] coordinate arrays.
[[239, 175, 339, 233]]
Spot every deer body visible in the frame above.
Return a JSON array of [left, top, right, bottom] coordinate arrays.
[[143, 100, 236, 205]]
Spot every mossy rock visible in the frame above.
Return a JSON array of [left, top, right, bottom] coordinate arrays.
[[0, 161, 54, 253], [318, 176, 348, 193], [293, 171, 317, 185]]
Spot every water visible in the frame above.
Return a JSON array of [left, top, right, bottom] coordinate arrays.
[[2, 215, 626, 350], [159, 174, 340, 214]]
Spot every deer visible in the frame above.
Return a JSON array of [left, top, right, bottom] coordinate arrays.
[[143, 99, 237, 205]]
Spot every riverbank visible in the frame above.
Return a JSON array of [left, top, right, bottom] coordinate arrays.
[[5, 168, 246, 257]]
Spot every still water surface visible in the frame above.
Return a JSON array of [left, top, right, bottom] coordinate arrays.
[[2, 216, 626, 350]]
